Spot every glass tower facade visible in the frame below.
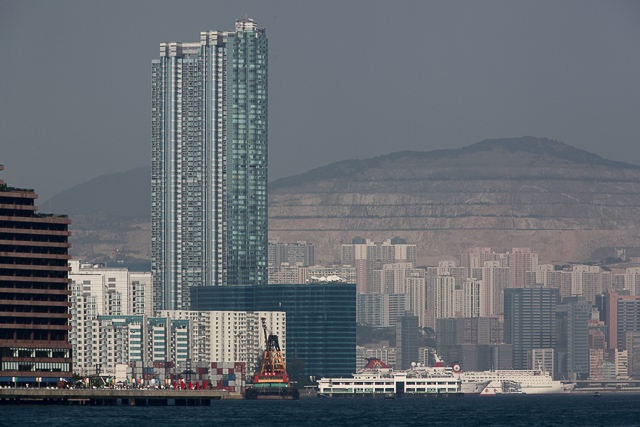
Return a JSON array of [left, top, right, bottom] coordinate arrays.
[[152, 19, 268, 310], [191, 283, 357, 378]]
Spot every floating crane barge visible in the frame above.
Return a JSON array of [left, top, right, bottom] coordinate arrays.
[[245, 318, 299, 400]]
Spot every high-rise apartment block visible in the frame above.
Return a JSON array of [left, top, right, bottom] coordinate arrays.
[[268, 241, 314, 267], [380, 237, 417, 265], [68, 262, 155, 371], [0, 166, 73, 383], [356, 293, 410, 327], [158, 310, 285, 374], [510, 248, 538, 289], [504, 287, 559, 369], [152, 19, 268, 310], [341, 237, 377, 294], [69, 261, 153, 317]]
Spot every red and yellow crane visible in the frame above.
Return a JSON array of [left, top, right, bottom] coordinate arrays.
[[245, 317, 299, 399], [253, 317, 290, 386]]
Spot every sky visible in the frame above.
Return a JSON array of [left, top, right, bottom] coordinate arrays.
[[1, 0, 639, 201]]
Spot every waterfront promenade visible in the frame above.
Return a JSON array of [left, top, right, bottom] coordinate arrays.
[[0, 388, 240, 405]]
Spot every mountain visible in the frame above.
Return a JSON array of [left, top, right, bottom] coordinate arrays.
[[40, 166, 150, 218], [47, 137, 640, 264], [268, 137, 640, 264]]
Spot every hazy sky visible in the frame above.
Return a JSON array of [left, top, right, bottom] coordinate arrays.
[[1, 0, 639, 201]]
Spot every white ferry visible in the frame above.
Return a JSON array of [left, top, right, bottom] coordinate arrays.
[[317, 359, 462, 397], [450, 362, 575, 395]]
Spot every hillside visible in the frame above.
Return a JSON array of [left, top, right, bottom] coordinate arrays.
[[268, 137, 640, 264], [47, 137, 640, 264]]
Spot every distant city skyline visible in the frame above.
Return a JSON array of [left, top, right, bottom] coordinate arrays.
[[2, 1, 640, 202]]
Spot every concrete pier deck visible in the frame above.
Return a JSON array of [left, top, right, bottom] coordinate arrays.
[[0, 388, 242, 405]]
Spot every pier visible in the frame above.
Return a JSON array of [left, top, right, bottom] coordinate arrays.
[[0, 388, 240, 406]]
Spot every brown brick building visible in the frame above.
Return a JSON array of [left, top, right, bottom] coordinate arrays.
[[0, 165, 73, 383]]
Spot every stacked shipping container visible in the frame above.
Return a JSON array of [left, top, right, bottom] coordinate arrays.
[[128, 361, 245, 393]]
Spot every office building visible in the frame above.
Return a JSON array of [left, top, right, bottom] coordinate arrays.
[[504, 287, 559, 370], [603, 292, 640, 350], [396, 314, 419, 370], [0, 165, 73, 383], [624, 332, 640, 378], [191, 282, 356, 377], [557, 297, 590, 380], [152, 19, 268, 310]]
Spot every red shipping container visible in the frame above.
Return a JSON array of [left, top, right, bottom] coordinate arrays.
[[217, 380, 223, 387], [229, 369, 234, 374], [218, 368, 224, 375]]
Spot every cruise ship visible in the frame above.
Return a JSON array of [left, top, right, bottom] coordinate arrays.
[[317, 359, 462, 397], [450, 362, 575, 395]]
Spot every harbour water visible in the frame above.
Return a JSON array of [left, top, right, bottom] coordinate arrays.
[[1, 394, 639, 427]]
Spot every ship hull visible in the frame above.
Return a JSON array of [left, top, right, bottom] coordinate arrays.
[[245, 386, 299, 400]]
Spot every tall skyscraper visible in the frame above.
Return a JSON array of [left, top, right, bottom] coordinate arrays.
[[504, 287, 559, 369], [152, 19, 268, 310]]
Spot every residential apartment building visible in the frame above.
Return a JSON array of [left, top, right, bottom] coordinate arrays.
[[71, 311, 283, 376], [152, 19, 268, 310], [268, 241, 314, 267], [341, 237, 377, 294], [357, 293, 410, 327]]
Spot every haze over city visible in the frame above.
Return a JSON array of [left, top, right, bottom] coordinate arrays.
[[5, 2, 640, 419], [1, 0, 639, 201]]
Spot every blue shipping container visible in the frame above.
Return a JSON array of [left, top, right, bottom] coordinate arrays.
[[228, 374, 235, 381]]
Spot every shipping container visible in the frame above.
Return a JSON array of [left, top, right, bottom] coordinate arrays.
[[229, 374, 236, 381]]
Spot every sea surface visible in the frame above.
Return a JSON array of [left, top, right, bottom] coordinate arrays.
[[2, 394, 640, 427]]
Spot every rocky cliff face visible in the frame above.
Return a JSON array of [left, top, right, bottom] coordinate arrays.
[[268, 137, 640, 264], [66, 137, 640, 265]]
